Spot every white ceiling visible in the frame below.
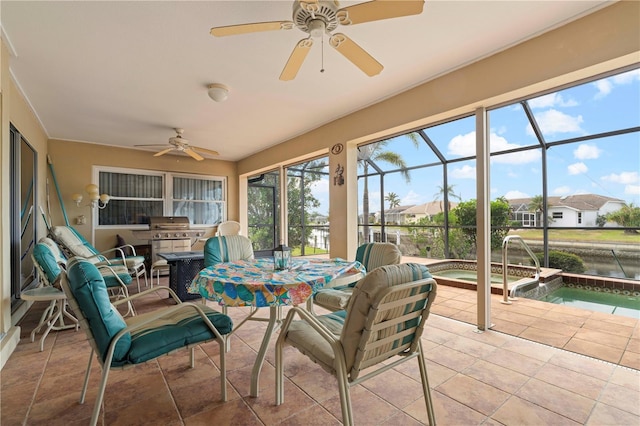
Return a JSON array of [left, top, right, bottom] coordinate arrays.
[[1, 1, 610, 161]]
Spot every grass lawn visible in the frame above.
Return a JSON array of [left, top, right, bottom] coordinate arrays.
[[509, 229, 640, 244]]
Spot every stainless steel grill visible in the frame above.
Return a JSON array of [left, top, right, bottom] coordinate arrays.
[[132, 216, 205, 241], [132, 216, 206, 264]]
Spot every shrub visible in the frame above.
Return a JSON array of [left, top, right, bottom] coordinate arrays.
[[534, 250, 585, 273]]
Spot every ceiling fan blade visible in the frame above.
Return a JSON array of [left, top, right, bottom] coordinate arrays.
[[211, 21, 294, 37], [184, 148, 204, 161], [329, 34, 383, 77], [191, 146, 220, 156], [134, 144, 172, 147], [280, 38, 314, 81], [337, 0, 424, 26], [153, 147, 175, 157]]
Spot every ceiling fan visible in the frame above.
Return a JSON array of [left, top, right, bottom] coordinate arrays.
[[134, 128, 219, 161], [210, 0, 425, 81]]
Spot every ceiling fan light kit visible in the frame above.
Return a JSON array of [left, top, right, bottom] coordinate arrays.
[[207, 83, 230, 102], [210, 0, 425, 81]]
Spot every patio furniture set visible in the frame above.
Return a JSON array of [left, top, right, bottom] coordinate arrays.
[[25, 226, 438, 426]]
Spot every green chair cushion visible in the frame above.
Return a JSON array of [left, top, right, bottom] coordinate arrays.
[[66, 258, 131, 363], [355, 243, 402, 272], [122, 306, 233, 366], [204, 235, 254, 266], [98, 265, 133, 287], [33, 242, 63, 285], [312, 285, 355, 311], [284, 310, 347, 374], [341, 263, 432, 373]]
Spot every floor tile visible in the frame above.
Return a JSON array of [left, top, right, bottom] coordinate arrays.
[[5, 280, 640, 426]]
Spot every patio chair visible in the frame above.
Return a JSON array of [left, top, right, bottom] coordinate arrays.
[[204, 235, 254, 266], [216, 220, 242, 236], [61, 257, 232, 426], [22, 238, 79, 351], [30, 237, 136, 317], [50, 225, 148, 292], [312, 242, 402, 311], [276, 263, 437, 426]]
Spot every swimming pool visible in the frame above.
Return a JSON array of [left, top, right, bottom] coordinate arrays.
[[428, 259, 541, 296], [541, 287, 640, 319], [433, 270, 519, 285]]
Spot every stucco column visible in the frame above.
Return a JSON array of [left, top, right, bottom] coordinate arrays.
[[328, 142, 358, 260]]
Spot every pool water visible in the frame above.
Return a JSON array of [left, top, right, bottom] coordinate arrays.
[[541, 287, 640, 319], [434, 270, 519, 285]]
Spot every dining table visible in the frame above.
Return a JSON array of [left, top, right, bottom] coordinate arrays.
[[188, 256, 365, 397]]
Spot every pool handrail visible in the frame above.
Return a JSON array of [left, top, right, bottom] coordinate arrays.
[[501, 235, 540, 304]]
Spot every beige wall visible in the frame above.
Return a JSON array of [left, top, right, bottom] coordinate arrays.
[[47, 139, 239, 251], [1, 40, 50, 367], [236, 1, 640, 259]]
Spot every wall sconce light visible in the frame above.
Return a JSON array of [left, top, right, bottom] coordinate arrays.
[[72, 184, 110, 209], [207, 83, 230, 102]]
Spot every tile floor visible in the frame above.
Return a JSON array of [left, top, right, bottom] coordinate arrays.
[[2, 277, 639, 425]]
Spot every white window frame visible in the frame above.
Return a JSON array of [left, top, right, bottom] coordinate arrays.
[[93, 166, 226, 229]]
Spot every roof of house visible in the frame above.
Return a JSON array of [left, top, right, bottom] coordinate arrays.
[[508, 194, 625, 211]]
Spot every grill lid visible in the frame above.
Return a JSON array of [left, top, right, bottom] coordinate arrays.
[[148, 216, 191, 229]]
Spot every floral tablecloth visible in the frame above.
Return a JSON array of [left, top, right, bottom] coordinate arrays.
[[189, 257, 365, 307]]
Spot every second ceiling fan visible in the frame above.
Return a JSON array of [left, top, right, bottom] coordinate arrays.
[[210, 0, 425, 81], [135, 128, 219, 161]]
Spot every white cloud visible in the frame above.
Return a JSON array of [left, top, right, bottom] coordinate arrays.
[[568, 162, 588, 175], [594, 69, 640, 99], [448, 132, 476, 156], [593, 80, 613, 99], [626, 185, 640, 195], [553, 186, 571, 195], [504, 190, 529, 199], [601, 171, 639, 184], [528, 93, 578, 109], [401, 190, 423, 205], [492, 150, 541, 165], [310, 177, 329, 193], [573, 144, 602, 160], [451, 164, 476, 179], [448, 131, 539, 164], [613, 69, 640, 84], [526, 109, 585, 136]]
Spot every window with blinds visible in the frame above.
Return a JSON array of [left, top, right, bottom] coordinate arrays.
[[96, 167, 226, 227]]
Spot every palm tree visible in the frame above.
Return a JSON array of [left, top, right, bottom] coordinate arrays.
[[385, 192, 401, 209], [359, 134, 419, 242], [528, 195, 545, 226], [433, 184, 461, 212]]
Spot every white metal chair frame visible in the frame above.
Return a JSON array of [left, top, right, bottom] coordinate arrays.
[[51, 226, 148, 292], [22, 256, 78, 351], [60, 274, 229, 426], [276, 277, 437, 426]]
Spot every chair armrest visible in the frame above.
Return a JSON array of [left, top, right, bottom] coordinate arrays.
[[95, 265, 129, 288], [84, 247, 127, 264], [112, 286, 182, 305], [115, 243, 138, 256], [102, 302, 228, 367], [280, 306, 341, 344]]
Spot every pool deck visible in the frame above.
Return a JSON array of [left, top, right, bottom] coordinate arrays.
[[410, 256, 640, 370]]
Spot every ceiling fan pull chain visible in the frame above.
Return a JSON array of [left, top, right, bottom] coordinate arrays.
[[320, 34, 325, 73]]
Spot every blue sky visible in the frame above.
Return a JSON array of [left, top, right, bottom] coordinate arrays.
[[310, 68, 640, 215]]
